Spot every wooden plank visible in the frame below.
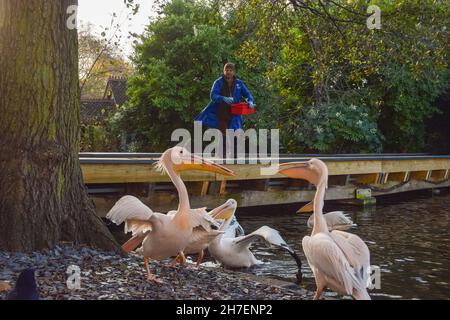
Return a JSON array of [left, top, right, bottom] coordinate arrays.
[[239, 179, 270, 191], [81, 158, 450, 184], [82, 163, 231, 184], [184, 182, 205, 196], [92, 196, 117, 217], [410, 170, 431, 181], [429, 170, 447, 182], [191, 185, 356, 210], [387, 172, 409, 182], [83, 163, 153, 183], [124, 183, 148, 197], [382, 159, 450, 173], [253, 179, 270, 191], [286, 179, 309, 189], [92, 179, 450, 217], [328, 160, 382, 175], [224, 163, 282, 180], [371, 179, 450, 197], [354, 173, 379, 185], [329, 175, 350, 186]]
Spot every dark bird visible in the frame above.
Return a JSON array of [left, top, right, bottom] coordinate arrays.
[[7, 269, 39, 300]]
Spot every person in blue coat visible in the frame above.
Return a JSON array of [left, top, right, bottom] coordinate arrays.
[[195, 63, 254, 136]]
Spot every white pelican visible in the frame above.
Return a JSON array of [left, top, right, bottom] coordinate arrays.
[[167, 203, 245, 267], [167, 207, 222, 267], [296, 199, 356, 231], [207, 200, 303, 280], [106, 147, 234, 282], [307, 211, 356, 231], [279, 159, 371, 300]]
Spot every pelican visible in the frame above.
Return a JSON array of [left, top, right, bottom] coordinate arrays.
[[279, 159, 371, 300], [207, 200, 303, 280], [296, 201, 356, 231], [301, 208, 356, 231], [167, 203, 245, 267], [167, 207, 222, 267], [307, 211, 356, 231], [106, 147, 234, 282]]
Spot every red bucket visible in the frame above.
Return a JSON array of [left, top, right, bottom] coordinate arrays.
[[231, 102, 256, 116]]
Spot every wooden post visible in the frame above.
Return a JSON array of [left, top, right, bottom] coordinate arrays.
[[201, 181, 210, 196], [219, 180, 227, 195]]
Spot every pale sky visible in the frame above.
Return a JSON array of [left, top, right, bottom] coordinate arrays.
[[78, 0, 158, 59]]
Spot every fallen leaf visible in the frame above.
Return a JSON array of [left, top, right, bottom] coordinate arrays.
[[0, 281, 12, 292]]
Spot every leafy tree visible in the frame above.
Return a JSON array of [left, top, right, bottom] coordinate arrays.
[[113, 0, 449, 153], [78, 23, 134, 98], [78, 0, 140, 97], [226, 0, 450, 152], [111, 0, 274, 151]]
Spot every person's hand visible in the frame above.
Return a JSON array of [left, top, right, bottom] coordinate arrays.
[[248, 101, 254, 108], [223, 97, 234, 104]]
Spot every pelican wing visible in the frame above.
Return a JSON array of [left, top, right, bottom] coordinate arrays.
[[189, 207, 224, 245], [187, 228, 225, 251], [106, 196, 154, 236], [326, 211, 355, 230], [302, 233, 362, 295], [236, 225, 302, 272], [329, 230, 371, 286], [233, 226, 290, 251], [190, 208, 221, 232], [167, 207, 220, 232]]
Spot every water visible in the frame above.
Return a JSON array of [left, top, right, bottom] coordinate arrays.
[[233, 191, 450, 300]]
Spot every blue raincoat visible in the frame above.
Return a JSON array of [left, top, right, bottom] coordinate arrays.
[[195, 76, 254, 130]]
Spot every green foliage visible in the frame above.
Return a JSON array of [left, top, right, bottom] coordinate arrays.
[[228, 0, 450, 152], [379, 65, 450, 151], [293, 101, 383, 153], [108, 0, 449, 153], [111, 0, 230, 151], [111, 0, 275, 151], [80, 124, 119, 152]]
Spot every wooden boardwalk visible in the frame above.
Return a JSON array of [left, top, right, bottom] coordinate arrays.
[[79, 153, 450, 216]]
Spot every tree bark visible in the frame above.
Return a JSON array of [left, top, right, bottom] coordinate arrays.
[[0, 0, 120, 252]]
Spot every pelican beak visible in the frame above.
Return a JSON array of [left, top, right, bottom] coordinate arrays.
[[175, 154, 235, 177], [210, 200, 237, 220], [278, 161, 320, 185], [296, 201, 314, 214]]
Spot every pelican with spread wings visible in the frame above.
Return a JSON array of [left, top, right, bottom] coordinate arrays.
[[106, 147, 234, 282], [207, 200, 303, 280]]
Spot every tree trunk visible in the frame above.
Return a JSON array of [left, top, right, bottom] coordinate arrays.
[[0, 0, 120, 252]]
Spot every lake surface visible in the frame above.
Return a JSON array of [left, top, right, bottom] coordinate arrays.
[[233, 191, 450, 300]]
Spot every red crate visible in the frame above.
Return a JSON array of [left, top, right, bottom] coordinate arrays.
[[231, 102, 256, 115]]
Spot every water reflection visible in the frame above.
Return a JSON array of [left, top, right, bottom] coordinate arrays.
[[234, 192, 450, 300]]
